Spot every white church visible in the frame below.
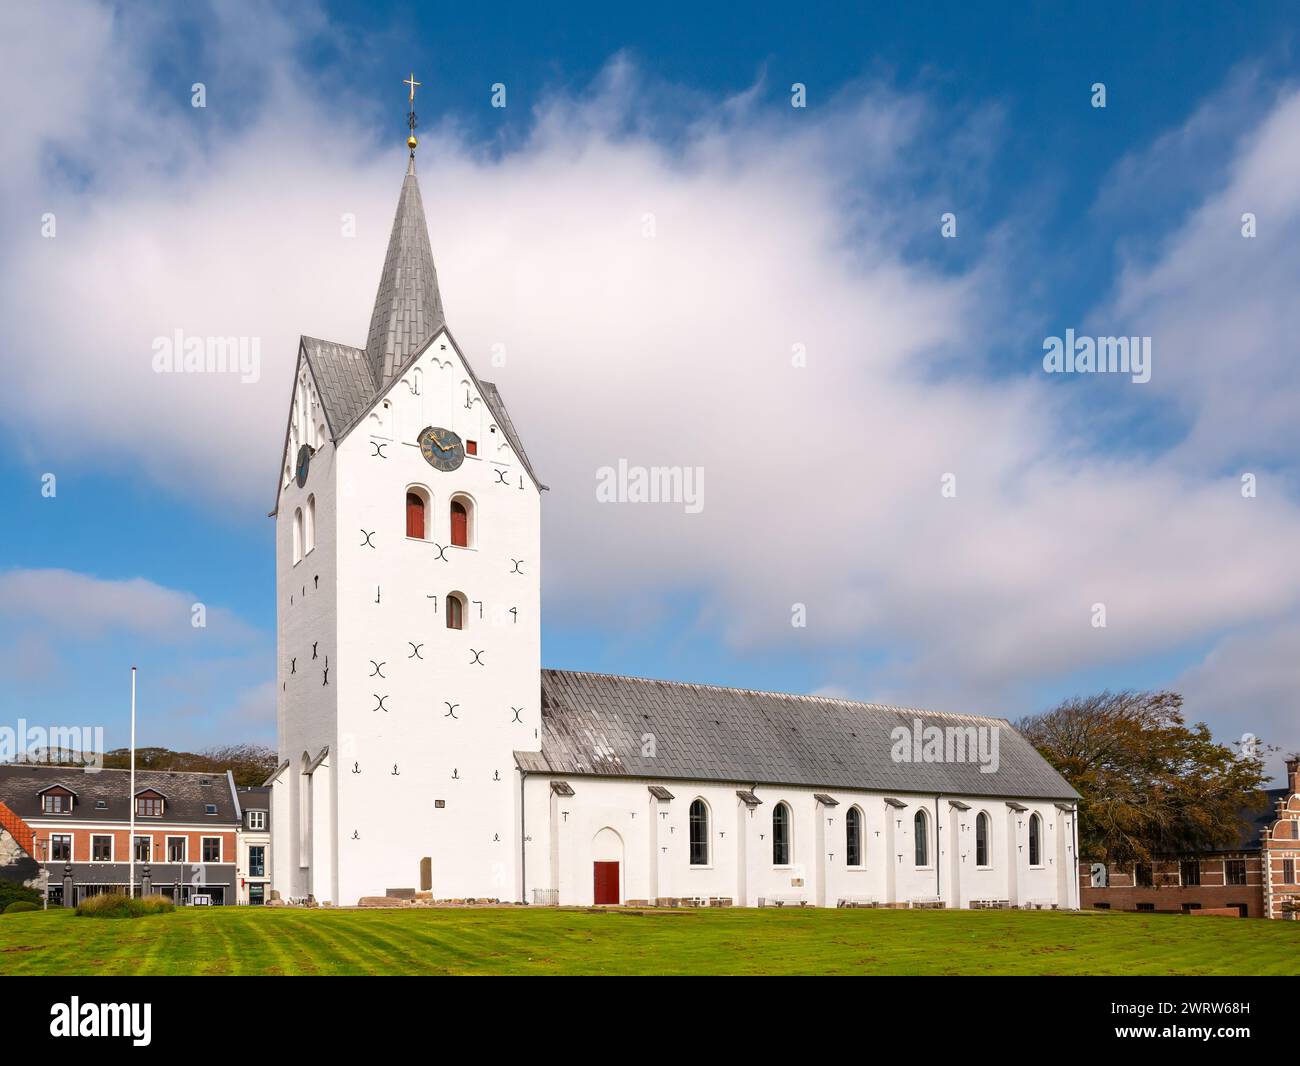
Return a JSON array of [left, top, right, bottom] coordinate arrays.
[[268, 97, 1081, 911]]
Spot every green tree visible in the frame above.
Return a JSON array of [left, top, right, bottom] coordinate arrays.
[[1017, 690, 1272, 864]]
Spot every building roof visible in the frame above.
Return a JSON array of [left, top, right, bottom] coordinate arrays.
[[516, 670, 1080, 801], [1231, 788, 1289, 852], [237, 785, 271, 808], [364, 155, 446, 389], [0, 765, 240, 825]]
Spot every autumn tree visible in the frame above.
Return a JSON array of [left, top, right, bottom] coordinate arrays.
[[1016, 690, 1271, 864]]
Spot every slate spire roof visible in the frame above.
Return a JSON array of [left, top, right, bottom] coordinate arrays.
[[364, 154, 446, 389]]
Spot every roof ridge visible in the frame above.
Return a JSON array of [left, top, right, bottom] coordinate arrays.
[[0, 764, 230, 778], [543, 668, 1011, 725]]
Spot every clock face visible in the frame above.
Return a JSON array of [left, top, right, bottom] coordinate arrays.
[[418, 426, 465, 472], [295, 444, 313, 488]]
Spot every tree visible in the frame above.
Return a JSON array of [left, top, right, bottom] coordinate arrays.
[[1017, 690, 1272, 864]]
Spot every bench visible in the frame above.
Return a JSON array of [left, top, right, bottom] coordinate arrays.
[[681, 896, 707, 908], [970, 899, 1011, 910], [1021, 899, 1058, 910], [837, 896, 879, 908], [708, 897, 733, 908], [761, 895, 809, 908], [909, 897, 945, 909]]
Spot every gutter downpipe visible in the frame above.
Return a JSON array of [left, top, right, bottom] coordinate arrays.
[[519, 769, 528, 905], [935, 795, 942, 901]]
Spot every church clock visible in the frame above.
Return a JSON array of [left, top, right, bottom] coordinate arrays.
[[295, 444, 313, 487], [418, 426, 465, 472]]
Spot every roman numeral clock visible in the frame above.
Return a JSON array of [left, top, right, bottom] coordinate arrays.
[[418, 426, 465, 472]]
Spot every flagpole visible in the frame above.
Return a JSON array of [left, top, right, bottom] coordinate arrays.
[[129, 666, 136, 900]]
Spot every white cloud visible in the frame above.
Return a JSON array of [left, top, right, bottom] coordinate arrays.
[[2, 2, 1299, 762]]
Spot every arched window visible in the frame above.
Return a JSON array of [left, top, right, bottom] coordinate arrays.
[[292, 507, 303, 565], [975, 811, 990, 867], [846, 806, 863, 867], [446, 592, 465, 630], [914, 809, 929, 866], [772, 802, 792, 865], [1028, 812, 1042, 866], [406, 491, 426, 539], [305, 495, 315, 554], [450, 494, 474, 548], [689, 799, 709, 866]]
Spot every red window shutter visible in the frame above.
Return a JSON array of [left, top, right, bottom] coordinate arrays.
[[446, 596, 463, 630], [465, 440, 477, 456], [450, 501, 468, 547], [406, 493, 425, 539]]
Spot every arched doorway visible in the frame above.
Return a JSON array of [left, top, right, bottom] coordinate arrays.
[[592, 827, 623, 905]]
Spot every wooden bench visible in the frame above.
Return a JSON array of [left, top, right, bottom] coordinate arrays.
[[837, 896, 879, 908], [708, 896, 733, 908], [909, 897, 945, 909], [970, 899, 1011, 909], [681, 896, 707, 908]]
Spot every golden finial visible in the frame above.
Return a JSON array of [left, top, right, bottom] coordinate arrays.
[[404, 72, 421, 152]]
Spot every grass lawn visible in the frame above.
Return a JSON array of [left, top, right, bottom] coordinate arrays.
[[1, 906, 1296, 976]]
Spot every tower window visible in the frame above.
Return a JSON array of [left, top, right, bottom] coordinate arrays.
[[446, 592, 465, 630], [450, 496, 474, 548], [406, 491, 427, 539], [305, 494, 315, 554], [465, 439, 477, 456], [292, 507, 303, 565]]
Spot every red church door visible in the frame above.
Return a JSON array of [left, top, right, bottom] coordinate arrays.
[[593, 861, 620, 905]]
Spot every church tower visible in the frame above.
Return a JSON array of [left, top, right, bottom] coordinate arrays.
[[270, 78, 543, 905]]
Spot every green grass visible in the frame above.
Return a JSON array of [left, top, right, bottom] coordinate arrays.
[[0, 906, 1296, 976]]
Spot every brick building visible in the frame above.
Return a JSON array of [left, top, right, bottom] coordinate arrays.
[[1080, 757, 1300, 918], [0, 764, 242, 906]]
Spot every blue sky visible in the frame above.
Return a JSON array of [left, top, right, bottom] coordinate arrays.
[[2, 1, 1299, 780]]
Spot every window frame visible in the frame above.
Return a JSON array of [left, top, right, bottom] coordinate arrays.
[[134, 835, 152, 863], [845, 805, 863, 868], [1225, 859, 1247, 886], [91, 835, 113, 862], [914, 809, 930, 868], [688, 799, 710, 867], [449, 494, 475, 549], [248, 845, 266, 878], [772, 802, 793, 867], [1028, 812, 1043, 868], [446, 591, 466, 630], [166, 836, 187, 863], [248, 810, 266, 831], [405, 486, 430, 541], [50, 833, 72, 862], [201, 836, 222, 864], [975, 810, 991, 868]]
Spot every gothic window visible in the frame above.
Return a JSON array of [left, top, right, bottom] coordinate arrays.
[[689, 799, 709, 866], [772, 802, 792, 865], [446, 592, 465, 630], [292, 507, 303, 565], [1028, 813, 1042, 867], [846, 806, 863, 867], [407, 491, 427, 539], [305, 495, 316, 554], [914, 809, 929, 867], [976, 811, 990, 867]]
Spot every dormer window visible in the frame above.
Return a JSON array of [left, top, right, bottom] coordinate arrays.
[[248, 810, 266, 831], [39, 785, 75, 814], [135, 790, 165, 817], [205, 804, 218, 816]]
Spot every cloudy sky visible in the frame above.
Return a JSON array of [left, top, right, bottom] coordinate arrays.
[[1, 1, 1298, 780]]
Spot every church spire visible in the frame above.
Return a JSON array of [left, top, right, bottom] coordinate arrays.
[[365, 73, 446, 388]]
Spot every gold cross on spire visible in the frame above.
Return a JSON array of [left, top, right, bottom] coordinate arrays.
[[404, 72, 421, 153]]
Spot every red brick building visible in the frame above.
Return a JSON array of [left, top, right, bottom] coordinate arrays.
[[1080, 757, 1300, 918]]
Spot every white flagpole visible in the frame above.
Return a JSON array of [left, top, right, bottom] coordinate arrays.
[[129, 666, 136, 900]]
